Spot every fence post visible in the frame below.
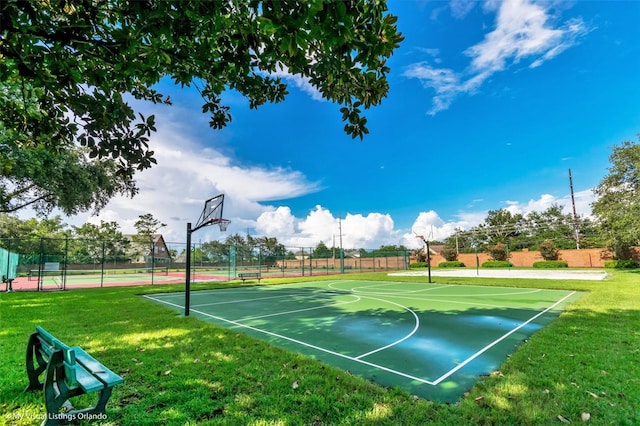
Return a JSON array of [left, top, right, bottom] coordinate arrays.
[[63, 237, 69, 290], [100, 240, 106, 288], [38, 238, 44, 291]]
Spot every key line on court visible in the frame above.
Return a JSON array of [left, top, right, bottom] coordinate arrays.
[[143, 294, 438, 385], [430, 291, 578, 385]]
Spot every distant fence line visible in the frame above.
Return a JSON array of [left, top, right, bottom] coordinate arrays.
[[0, 237, 411, 291], [427, 248, 615, 269]]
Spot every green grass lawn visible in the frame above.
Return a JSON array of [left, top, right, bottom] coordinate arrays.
[[1, 270, 639, 425]]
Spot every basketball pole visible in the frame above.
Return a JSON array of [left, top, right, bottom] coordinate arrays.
[[415, 234, 432, 283], [184, 194, 230, 316], [185, 222, 192, 316], [424, 237, 432, 284]]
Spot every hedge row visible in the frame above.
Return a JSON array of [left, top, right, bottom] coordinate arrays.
[[604, 259, 640, 269], [481, 260, 513, 268], [438, 261, 466, 268], [532, 261, 568, 268]]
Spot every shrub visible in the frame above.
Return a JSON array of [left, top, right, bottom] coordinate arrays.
[[533, 261, 568, 268], [440, 246, 458, 262], [538, 239, 559, 261], [438, 261, 465, 268], [413, 249, 427, 263], [487, 244, 508, 261], [410, 262, 428, 269], [604, 259, 640, 269], [481, 260, 513, 268]]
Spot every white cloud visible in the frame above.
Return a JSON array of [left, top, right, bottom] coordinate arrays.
[[80, 110, 322, 243], [255, 206, 297, 237], [450, 0, 477, 19], [404, 210, 481, 248], [503, 191, 594, 218], [255, 205, 401, 249], [404, 0, 588, 114]]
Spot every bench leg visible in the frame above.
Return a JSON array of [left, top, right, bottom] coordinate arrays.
[[41, 386, 115, 426], [41, 350, 80, 425], [25, 333, 47, 392]]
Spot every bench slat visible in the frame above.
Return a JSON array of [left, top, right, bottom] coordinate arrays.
[[68, 363, 105, 393], [71, 347, 124, 387]]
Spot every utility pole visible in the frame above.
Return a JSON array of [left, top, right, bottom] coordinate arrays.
[[569, 168, 580, 249], [338, 218, 344, 273]]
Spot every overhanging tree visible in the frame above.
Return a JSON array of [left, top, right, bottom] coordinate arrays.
[[592, 136, 640, 259], [0, 76, 138, 215], [1, 1, 403, 214]]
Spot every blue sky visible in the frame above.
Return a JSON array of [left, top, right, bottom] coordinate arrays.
[[68, 0, 639, 249]]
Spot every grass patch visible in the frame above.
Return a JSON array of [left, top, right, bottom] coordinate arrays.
[[1, 271, 639, 425]]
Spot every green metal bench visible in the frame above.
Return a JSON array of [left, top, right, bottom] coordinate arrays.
[[25, 326, 124, 425], [238, 272, 261, 283]]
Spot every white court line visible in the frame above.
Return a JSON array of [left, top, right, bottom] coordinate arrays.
[[238, 295, 361, 321], [348, 282, 454, 295], [192, 292, 332, 308], [344, 292, 546, 311], [327, 281, 549, 311], [430, 291, 577, 385], [143, 294, 437, 385], [143, 286, 578, 388], [353, 295, 420, 360], [150, 280, 347, 299], [327, 281, 451, 294]]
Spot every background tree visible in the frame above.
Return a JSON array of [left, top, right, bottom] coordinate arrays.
[[0, 214, 69, 258], [487, 243, 508, 261], [440, 246, 458, 262], [592, 137, 640, 259], [1, 1, 402, 214], [132, 213, 166, 262], [312, 241, 332, 259], [480, 209, 524, 246], [201, 240, 230, 264], [412, 247, 427, 263], [538, 239, 560, 261], [225, 234, 251, 265], [70, 221, 128, 264], [363, 245, 408, 257], [0, 213, 32, 243], [524, 204, 580, 249], [253, 236, 286, 266]]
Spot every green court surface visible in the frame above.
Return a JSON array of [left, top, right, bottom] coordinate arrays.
[[144, 280, 583, 402]]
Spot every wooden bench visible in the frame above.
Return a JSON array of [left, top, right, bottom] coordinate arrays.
[[238, 272, 261, 283], [25, 326, 124, 425]]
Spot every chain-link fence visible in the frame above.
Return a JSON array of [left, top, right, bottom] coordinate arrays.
[[1, 237, 410, 291]]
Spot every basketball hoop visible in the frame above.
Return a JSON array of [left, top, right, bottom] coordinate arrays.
[[186, 194, 230, 317], [217, 219, 230, 232]]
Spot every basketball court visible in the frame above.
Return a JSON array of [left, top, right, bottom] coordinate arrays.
[[144, 279, 582, 401]]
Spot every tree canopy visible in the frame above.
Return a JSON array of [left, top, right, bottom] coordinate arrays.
[[1, 1, 403, 214], [442, 204, 600, 255], [592, 136, 640, 259]]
